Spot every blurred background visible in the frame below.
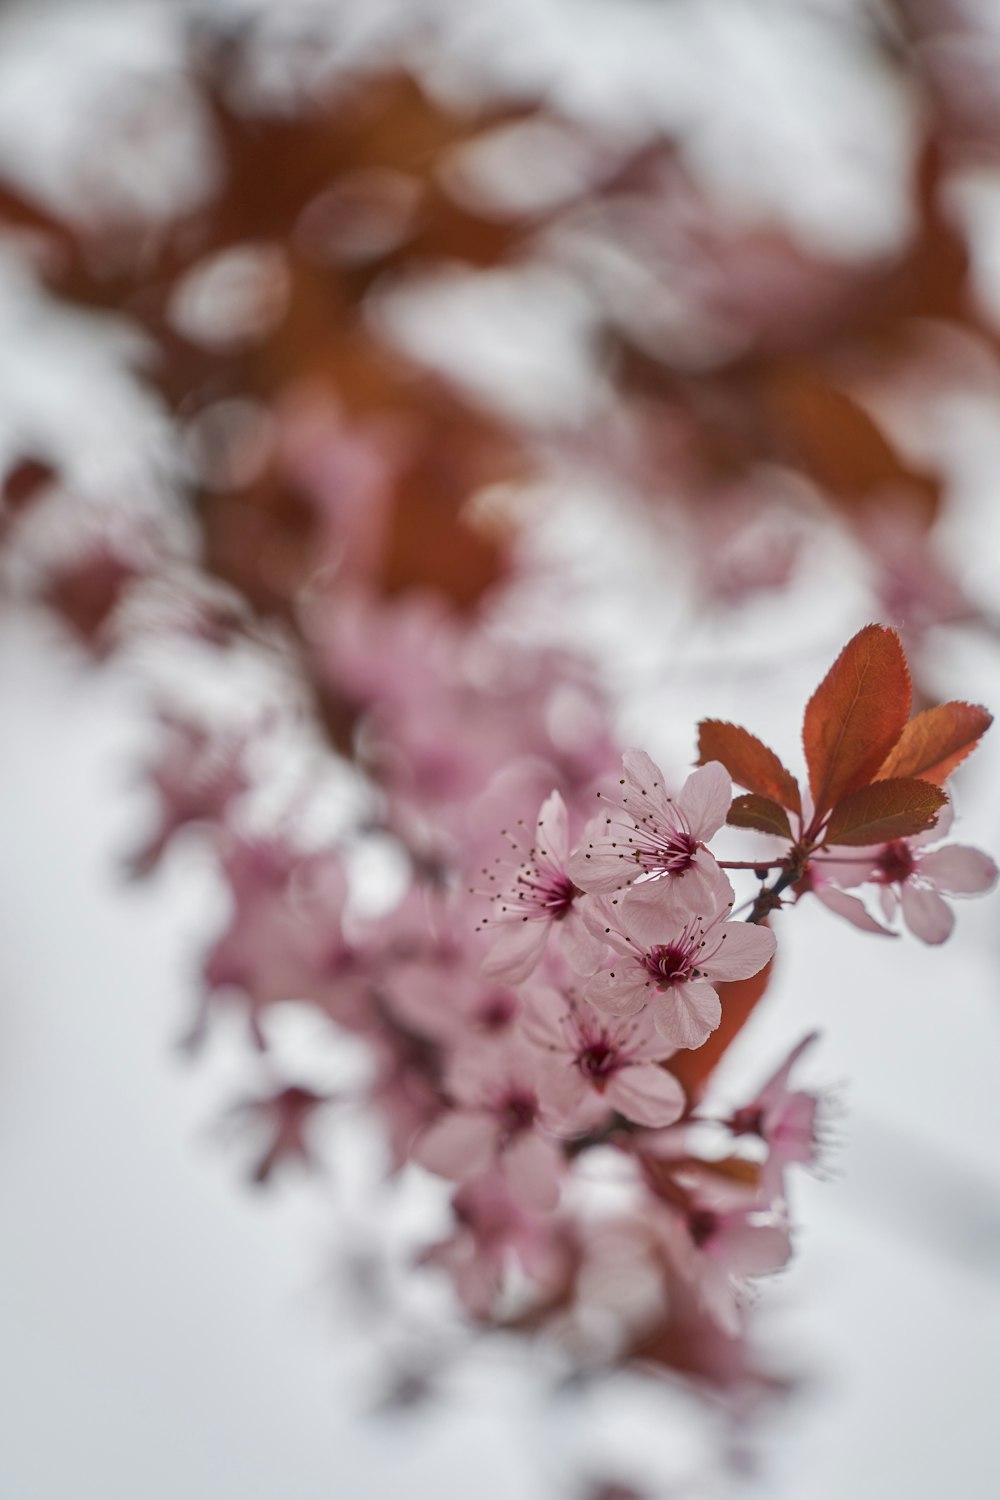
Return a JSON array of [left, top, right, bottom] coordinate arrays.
[[1, 1, 1000, 1496]]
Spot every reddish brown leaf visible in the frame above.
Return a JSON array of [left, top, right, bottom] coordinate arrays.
[[875, 701, 993, 786], [763, 364, 941, 523], [802, 625, 911, 819], [697, 721, 801, 813], [823, 778, 947, 847], [667, 957, 774, 1105], [3, 456, 57, 512], [726, 794, 793, 840]]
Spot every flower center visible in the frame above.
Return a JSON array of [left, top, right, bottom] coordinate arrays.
[[500, 1090, 537, 1138], [874, 840, 915, 885], [577, 1040, 619, 1086], [477, 988, 518, 1032], [633, 827, 698, 876], [687, 1209, 719, 1248], [643, 940, 695, 987], [514, 868, 578, 920]]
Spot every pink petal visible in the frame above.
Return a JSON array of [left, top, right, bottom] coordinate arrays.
[[536, 1061, 603, 1131], [584, 967, 650, 1017], [714, 1221, 791, 1277], [582, 895, 637, 956], [616, 882, 705, 949], [677, 760, 731, 841], [650, 977, 721, 1050], [482, 916, 549, 983], [756, 1031, 820, 1111], [413, 1110, 497, 1180], [558, 903, 609, 975], [771, 1094, 820, 1165], [520, 988, 572, 1054], [567, 833, 640, 893], [900, 883, 954, 944], [621, 747, 666, 789], [607, 1063, 686, 1127], [535, 789, 569, 866], [502, 1131, 562, 1211], [815, 854, 877, 887], [813, 883, 896, 936], [917, 844, 999, 896], [701, 920, 776, 981]]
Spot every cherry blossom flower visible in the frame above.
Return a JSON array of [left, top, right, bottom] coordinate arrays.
[[642, 1165, 792, 1335], [195, 835, 369, 1048], [383, 955, 521, 1046], [674, 1198, 791, 1335], [127, 708, 251, 877], [582, 867, 776, 1048], [569, 751, 730, 896], [726, 1032, 823, 1196], [812, 804, 998, 945], [476, 790, 606, 984], [231, 1083, 331, 1185], [412, 1038, 564, 1210], [523, 987, 685, 1129], [421, 1173, 572, 1319]]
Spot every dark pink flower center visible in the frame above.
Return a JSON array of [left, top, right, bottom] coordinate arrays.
[[631, 826, 698, 876], [514, 867, 577, 920], [476, 988, 518, 1032], [499, 1089, 538, 1138], [874, 840, 915, 885], [577, 1040, 620, 1087], [643, 940, 696, 987], [687, 1209, 719, 1248]]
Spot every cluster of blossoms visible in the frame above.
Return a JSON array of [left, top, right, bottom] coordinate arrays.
[[4, 15, 1000, 1488], [114, 619, 995, 1402], [106, 586, 1000, 1429]]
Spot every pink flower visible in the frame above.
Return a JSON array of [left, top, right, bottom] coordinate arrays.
[[476, 790, 606, 983], [568, 751, 730, 895], [523, 988, 685, 1129], [642, 1161, 791, 1334], [726, 1032, 823, 1196], [195, 836, 369, 1048], [582, 866, 776, 1049], [674, 1199, 791, 1335], [412, 1038, 565, 1210], [231, 1083, 330, 1185], [813, 805, 998, 945], [127, 708, 250, 877], [421, 1174, 572, 1319]]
